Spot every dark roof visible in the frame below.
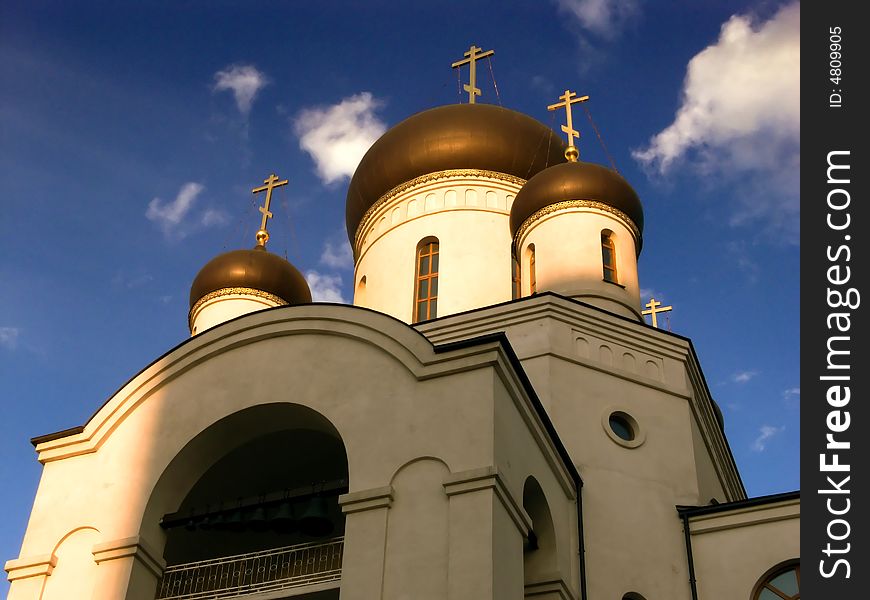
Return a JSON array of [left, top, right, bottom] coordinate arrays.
[[677, 490, 800, 517], [510, 160, 644, 237], [346, 103, 567, 242], [189, 246, 312, 310]]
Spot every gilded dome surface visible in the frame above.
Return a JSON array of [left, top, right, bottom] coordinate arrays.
[[189, 246, 312, 309], [509, 161, 644, 236], [346, 103, 567, 241]]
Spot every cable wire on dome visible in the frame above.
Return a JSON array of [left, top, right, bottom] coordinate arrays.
[[486, 57, 502, 106], [582, 104, 619, 172], [523, 111, 558, 181]]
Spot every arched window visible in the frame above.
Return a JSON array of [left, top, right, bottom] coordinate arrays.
[[601, 231, 617, 283], [522, 477, 556, 586], [753, 561, 800, 599], [511, 255, 521, 300], [414, 239, 439, 322], [528, 244, 537, 295]]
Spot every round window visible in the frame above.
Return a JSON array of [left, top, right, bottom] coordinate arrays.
[[609, 413, 635, 441], [601, 409, 645, 448]]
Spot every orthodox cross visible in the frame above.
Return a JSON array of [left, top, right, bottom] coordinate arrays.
[[547, 89, 590, 162], [642, 297, 673, 329], [451, 45, 494, 104], [252, 173, 289, 246]]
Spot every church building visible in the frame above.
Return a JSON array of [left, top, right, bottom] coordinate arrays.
[[5, 47, 800, 600]]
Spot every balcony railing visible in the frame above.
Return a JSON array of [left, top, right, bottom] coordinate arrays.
[[155, 537, 343, 599]]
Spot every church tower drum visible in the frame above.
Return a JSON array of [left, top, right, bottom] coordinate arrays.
[[509, 90, 644, 319], [346, 103, 566, 323]]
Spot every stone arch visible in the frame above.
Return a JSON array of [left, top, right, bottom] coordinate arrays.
[[42, 527, 100, 600], [141, 403, 348, 565], [522, 476, 557, 584], [382, 457, 451, 598], [600, 344, 614, 366]]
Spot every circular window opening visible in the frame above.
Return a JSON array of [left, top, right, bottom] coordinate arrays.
[[609, 413, 635, 441], [602, 409, 644, 448]]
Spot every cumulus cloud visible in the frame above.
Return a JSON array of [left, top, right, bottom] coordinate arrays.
[[306, 271, 346, 303], [555, 0, 641, 38], [732, 370, 758, 384], [752, 425, 784, 452], [0, 327, 20, 350], [783, 387, 800, 399], [633, 3, 800, 236], [294, 92, 386, 184], [146, 183, 228, 238], [213, 64, 269, 116], [320, 238, 354, 270]]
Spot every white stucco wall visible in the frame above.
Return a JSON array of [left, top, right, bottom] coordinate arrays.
[[353, 173, 521, 322], [517, 207, 641, 320]]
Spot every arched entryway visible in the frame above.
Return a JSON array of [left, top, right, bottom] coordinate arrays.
[[145, 403, 348, 599]]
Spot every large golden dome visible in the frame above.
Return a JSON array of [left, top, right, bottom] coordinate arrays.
[[509, 161, 644, 240], [189, 246, 312, 311], [346, 103, 567, 241]]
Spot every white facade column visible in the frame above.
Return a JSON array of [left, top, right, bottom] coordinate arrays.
[[338, 486, 393, 600]]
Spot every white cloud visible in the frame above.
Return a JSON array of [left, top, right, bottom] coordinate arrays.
[[146, 182, 204, 234], [146, 183, 227, 238], [213, 64, 269, 116], [112, 272, 154, 290], [783, 387, 800, 407], [633, 3, 800, 235], [0, 327, 20, 350], [294, 92, 386, 184], [305, 271, 346, 303], [752, 424, 784, 452], [555, 0, 641, 38], [320, 238, 354, 270], [201, 208, 230, 227], [732, 370, 758, 384]]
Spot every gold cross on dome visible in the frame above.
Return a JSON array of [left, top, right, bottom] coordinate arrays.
[[642, 297, 673, 329], [547, 89, 590, 161], [252, 173, 288, 246], [451, 44, 494, 104]]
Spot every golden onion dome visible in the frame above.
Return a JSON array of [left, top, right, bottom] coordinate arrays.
[[510, 160, 644, 243], [346, 103, 567, 242], [189, 245, 312, 311]]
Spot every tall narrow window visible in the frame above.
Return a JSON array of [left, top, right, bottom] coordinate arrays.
[[511, 255, 521, 300], [414, 239, 439, 322], [528, 244, 537, 294], [601, 231, 618, 283]]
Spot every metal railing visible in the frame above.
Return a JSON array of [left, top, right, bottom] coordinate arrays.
[[155, 537, 343, 599]]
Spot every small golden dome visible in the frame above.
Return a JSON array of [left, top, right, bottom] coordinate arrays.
[[189, 245, 312, 311], [510, 161, 644, 239], [345, 103, 567, 242]]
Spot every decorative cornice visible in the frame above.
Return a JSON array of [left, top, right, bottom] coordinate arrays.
[[339, 486, 394, 514], [443, 466, 533, 536], [513, 199, 641, 251], [92, 535, 166, 578], [4, 553, 57, 581], [189, 287, 288, 329], [355, 169, 526, 253]]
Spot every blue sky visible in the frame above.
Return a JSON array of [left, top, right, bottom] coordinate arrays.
[[0, 0, 799, 581]]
